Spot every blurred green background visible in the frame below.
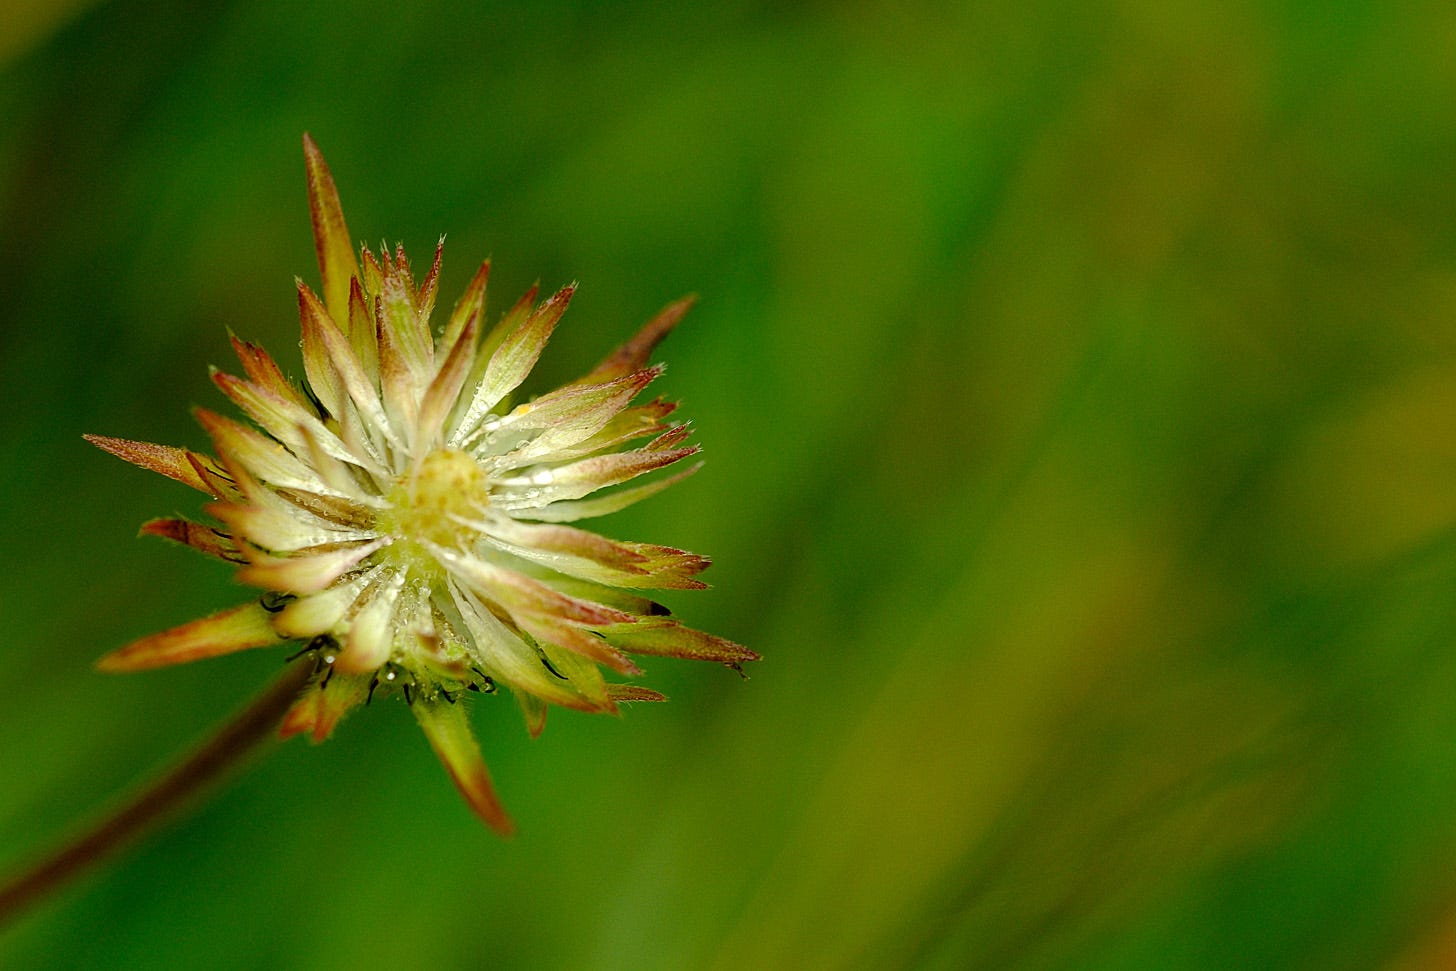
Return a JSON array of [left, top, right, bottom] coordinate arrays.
[[5, 1, 1456, 967]]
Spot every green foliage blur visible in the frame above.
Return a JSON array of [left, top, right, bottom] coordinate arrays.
[[5, 1, 1456, 967]]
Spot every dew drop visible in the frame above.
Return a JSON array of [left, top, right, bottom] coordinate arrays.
[[530, 468, 554, 486]]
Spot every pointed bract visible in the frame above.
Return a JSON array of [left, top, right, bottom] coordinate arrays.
[[97, 602, 287, 672], [524, 461, 703, 524], [606, 621, 760, 666], [442, 259, 489, 351], [303, 133, 359, 328], [579, 294, 695, 385], [606, 684, 668, 703], [140, 517, 241, 563], [414, 700, 514, 835], [454, 283, 574, 439], [84, 435, 220, 496]]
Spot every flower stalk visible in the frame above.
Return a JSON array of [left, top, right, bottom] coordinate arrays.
[[0, 661, 314, 929]]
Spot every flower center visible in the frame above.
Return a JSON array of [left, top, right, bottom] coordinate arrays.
[[381, 449, 489, 553]]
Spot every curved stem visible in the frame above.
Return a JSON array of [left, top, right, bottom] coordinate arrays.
[[0, 661, 314, 929]]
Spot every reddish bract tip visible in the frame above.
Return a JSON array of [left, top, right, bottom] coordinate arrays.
[[581, 294, 696, 384], [606, 684, 668, 703], [84, 435, 218, 496], [303, 133, 360, 330]]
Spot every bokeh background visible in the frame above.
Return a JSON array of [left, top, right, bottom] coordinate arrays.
[[4, 1, 1456, 967]]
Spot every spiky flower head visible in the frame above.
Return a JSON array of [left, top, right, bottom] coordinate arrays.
[[86, 134, 755, 834]]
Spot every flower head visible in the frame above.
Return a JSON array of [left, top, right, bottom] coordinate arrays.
[[86, 134, 755, 834]]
